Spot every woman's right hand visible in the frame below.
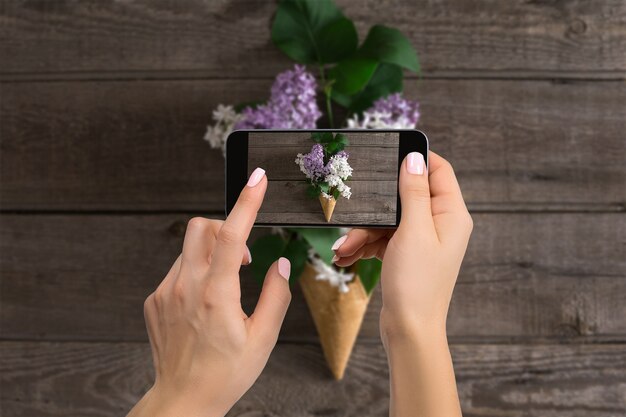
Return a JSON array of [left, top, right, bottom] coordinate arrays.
[[332, 151, 472, 335], [332, 151, 471, 416]]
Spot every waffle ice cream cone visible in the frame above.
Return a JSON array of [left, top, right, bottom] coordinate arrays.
[[299, 263, 371, 380], [319, 195, 337, 222]]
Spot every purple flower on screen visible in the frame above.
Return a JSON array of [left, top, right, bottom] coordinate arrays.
[[295, 143, 328, 180], [236, 65, 322, 129]]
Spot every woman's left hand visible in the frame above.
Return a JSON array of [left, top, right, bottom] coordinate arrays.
[[128, 168, 292, 417]]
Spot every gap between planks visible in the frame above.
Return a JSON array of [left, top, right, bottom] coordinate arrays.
[[1, 70, 625, 83]]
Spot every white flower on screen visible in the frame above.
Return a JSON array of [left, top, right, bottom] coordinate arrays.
[[310, 255, 354, 293], [203, 104, 242, 155], [327, 153, 353, 180], [324, 174, 351, 199], [325, 173, 341, 188], [337, 182, 351, 199]]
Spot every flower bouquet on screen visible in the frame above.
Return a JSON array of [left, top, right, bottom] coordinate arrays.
[[203, 0, 421, 380], [295, 133, 352, 223]]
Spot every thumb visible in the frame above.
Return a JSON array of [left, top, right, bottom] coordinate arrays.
[[398, 152, 436, 235], [250, 257, 292, 344]]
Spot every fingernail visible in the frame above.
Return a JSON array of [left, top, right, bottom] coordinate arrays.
[[407, 152, 425, 175], [247, 167, 265, 187], [245, 247, 252, 264], [332, 254, 340, 263], [332, 235, 347, 251], [278, 257, 291, 281]]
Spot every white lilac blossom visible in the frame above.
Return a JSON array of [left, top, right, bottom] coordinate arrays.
[[346, 93, 420, 129], [295, 144, 353, 200], [203, 104, 242, 154], [323, 152, 352, 199], [235, 65, 321, 129], [326, 153, 353, 179], [324, 174, 351, 199], [309, 251, 354, 293]]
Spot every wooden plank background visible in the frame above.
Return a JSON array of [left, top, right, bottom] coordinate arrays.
[[248, 131, 399, 225], [0, 0, 625, 416]]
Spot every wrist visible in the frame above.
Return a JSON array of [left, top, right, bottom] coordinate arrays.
[[380, 308, 448, 348], [129, 384, 229, 417]]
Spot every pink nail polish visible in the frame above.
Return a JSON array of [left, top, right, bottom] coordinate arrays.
[[245, 247, 252, 264], [278, 257, 291, 281], [332, 235, 347, 251], [332, 254, 340, 263], [247, 167, 265, 187], [407, 152, 424, 175]]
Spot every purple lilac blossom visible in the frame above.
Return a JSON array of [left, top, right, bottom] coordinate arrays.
[[300, 144, 329, 180], [236, 65, 322, 129], [370, 93, 420, 126]]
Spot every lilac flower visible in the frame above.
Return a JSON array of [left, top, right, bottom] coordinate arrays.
[[203, 104, 242, 155], [346, 93, 420, 129], [295, 143, 353, 200], [295, 144, 329, 181], [236, 65, 322, 129]]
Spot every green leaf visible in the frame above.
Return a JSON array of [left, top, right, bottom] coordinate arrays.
[[328, 57, 378, 95], [292, 228, 341, 264], [359, 25, 420, 73], [336, 63, 403, 113], [357, 258, 382, 294], [283, 238, 310, 283], [271, 0, 358, 64], [325, 142, 340, 154], [251, 235, 286, 285], [317, 17, 359, 63], [311, 132, 324, 142], [306, 183, 320, 198], [320, 132, 335, 143], [334, 133, 348, 146]]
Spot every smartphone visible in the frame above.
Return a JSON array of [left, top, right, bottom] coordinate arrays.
[[226, 129, 428, 227]]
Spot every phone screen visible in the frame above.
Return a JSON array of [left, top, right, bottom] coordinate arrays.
[[226, 130, 428, 227]]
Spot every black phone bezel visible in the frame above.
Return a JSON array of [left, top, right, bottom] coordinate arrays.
[[225, 129, 429, 228]]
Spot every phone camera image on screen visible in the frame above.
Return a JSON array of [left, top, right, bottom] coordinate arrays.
[[226, 130, 428, 228]]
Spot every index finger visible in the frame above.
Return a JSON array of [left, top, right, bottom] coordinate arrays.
[[209, 167, 267, 280]]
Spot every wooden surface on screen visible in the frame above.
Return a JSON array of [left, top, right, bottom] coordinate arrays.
[[248, 132, 398, 225]]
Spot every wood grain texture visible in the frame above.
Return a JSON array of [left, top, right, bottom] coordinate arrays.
[[248, 131, 399, 224], [255, 181, 398, 225], [1, 0, 623, 413], [1, 0, 625, 79], [2, 213, 624, 342], [256, 180, 397, 214], [1, 341, 624, 417], [248, 131, 399, 180], [1, 79, 624, 211]]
